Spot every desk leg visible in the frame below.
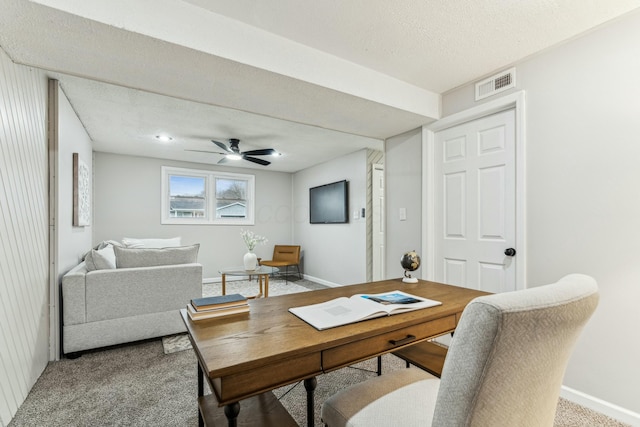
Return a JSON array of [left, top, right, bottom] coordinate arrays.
[[304, 377, 317, 427], [258, 274, 264, 297], [224, 402, 240, 427], [264, 274, 269, 298], [222, 273, 226, 295], [197, 363, 204, 427]]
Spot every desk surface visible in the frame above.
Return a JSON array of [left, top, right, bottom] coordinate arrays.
[[181, 278, 488, 408]]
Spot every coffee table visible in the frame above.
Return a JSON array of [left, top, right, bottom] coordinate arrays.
[[219, 266, 278, 298]]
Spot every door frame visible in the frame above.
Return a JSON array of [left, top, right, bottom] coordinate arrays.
[[422, 90, 527, 290], [371, 164, 384, 281]]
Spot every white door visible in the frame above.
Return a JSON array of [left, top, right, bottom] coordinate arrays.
[[372, 165, 385, 281], [434, 109, 516, 293]]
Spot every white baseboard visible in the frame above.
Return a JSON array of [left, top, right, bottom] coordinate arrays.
[[560, 386, 640, 426], [300, 274, 340, 288]]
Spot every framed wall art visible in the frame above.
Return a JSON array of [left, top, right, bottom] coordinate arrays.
[[73, 152, 91, 226]]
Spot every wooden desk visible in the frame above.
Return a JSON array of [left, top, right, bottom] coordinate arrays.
[[181, 279, 488, 427]]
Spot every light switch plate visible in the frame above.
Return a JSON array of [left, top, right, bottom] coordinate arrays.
[[399, 208, 407, 221]]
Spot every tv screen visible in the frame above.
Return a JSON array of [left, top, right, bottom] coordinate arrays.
[[309, 180, 349, 224]]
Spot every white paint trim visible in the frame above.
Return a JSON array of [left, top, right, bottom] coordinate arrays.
[[48, 80, 60, 361], [421, 129, 436, 281], [560, 386, 640, 426], [421, 91, 527, 290], [301, 274, 341, 288]]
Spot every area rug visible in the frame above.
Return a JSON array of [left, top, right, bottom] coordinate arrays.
[[162, 334, 193, 354], [202, 277, 313, 298], [162, 278, 316, 354]]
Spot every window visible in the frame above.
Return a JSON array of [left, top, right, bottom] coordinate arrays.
[[161, 166, 255, 225]]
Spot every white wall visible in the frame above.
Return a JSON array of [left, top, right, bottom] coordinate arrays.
[[293, 150, 368, 286], [442, 10, 640, 419], [385, 128, 423, 279], [0, 48, 49, 427], [54, 84, 94, 357], [93, 152, 293, 279], [56, 86, 94, 271]]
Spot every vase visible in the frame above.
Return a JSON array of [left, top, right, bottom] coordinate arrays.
[[243, 251, 258, 270]]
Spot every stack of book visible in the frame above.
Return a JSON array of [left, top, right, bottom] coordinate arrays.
[[187, 294, 249, 321]]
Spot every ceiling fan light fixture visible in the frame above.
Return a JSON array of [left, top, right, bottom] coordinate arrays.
[[226, 153, 242, 160]]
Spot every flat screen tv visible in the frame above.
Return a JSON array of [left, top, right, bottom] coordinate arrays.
[[309, 180, 349, 224]]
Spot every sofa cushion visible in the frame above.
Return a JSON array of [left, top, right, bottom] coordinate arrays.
[[114, 244, 199, 268], [84, 245, 116, 271], [122, 237, 182, 248]]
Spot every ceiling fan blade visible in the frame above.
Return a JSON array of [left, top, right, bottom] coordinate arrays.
[[243, 156, 271, 166], [217, 157, 229, 164], [242, 148, 277, 156], [211, 139, 232, 153], [185, 149, 227, 155]]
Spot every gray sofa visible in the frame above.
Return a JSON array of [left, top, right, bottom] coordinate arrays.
[[62, 243, 202, 354]]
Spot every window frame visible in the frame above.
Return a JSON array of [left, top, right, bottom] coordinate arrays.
[[161, 166, 255, 225]]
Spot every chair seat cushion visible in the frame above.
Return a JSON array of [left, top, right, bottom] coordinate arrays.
[[321, 368, 439, 427], [260, 260, 294, 267]]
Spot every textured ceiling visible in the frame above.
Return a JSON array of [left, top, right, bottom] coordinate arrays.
[[1, 0, 639, 172], [184, 0, 640, 92]]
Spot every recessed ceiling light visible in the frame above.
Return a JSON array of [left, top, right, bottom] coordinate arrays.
[[155, 135, 173, 142], [272, 151, 281, 157]]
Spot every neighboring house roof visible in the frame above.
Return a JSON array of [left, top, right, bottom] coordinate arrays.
[[170, 196, 205, 211], [216, 202, 246, 217]]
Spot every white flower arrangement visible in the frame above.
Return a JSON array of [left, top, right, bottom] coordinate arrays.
[[240, 228, 268, 251]]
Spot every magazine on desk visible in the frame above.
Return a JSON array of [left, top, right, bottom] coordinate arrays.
[[288, 290, 442, 330]]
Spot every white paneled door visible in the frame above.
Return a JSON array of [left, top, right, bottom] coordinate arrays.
[[435, 109, 516, 293]]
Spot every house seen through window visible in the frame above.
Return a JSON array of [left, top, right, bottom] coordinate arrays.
[[162, 166, 255, 225], [169, 175, 206, 218], [215, 178, 247, 218]]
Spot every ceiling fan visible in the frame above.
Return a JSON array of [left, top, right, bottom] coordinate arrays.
[[187, 138, 279, 166]]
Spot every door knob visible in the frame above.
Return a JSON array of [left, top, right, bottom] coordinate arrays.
[[504, 248, 516, 257]]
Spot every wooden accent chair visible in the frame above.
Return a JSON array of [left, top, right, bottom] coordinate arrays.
[[259, 245, 301, 281], [322, 274, 599, 427]]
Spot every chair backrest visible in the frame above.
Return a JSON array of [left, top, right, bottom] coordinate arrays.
[[271, 245, 300, 264], [432, 274, 599, 427]]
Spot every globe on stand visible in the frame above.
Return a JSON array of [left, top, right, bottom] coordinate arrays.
[[400, 251, 421, 283]]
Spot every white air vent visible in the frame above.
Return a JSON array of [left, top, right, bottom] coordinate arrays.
[[475, 68, 516, 101]]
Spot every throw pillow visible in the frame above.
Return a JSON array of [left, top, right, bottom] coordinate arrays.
[[84, 245, 117, 271], [121, 237, 182, 248], [114, 244, 199, 268]]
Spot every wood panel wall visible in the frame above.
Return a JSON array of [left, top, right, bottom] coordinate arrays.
[[0, 49, 49, 426]]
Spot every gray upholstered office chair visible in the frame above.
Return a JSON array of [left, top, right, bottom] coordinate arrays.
[[321, 274, 599, 427]]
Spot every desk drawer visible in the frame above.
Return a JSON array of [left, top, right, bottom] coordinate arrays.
[[322, 315, 456, 372], [214, 352, 321, 404]]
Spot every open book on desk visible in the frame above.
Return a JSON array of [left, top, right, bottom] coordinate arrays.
[[289, 290, 442, 330]]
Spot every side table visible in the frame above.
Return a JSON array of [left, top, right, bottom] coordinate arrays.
[[218, 266, 278, 298]]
